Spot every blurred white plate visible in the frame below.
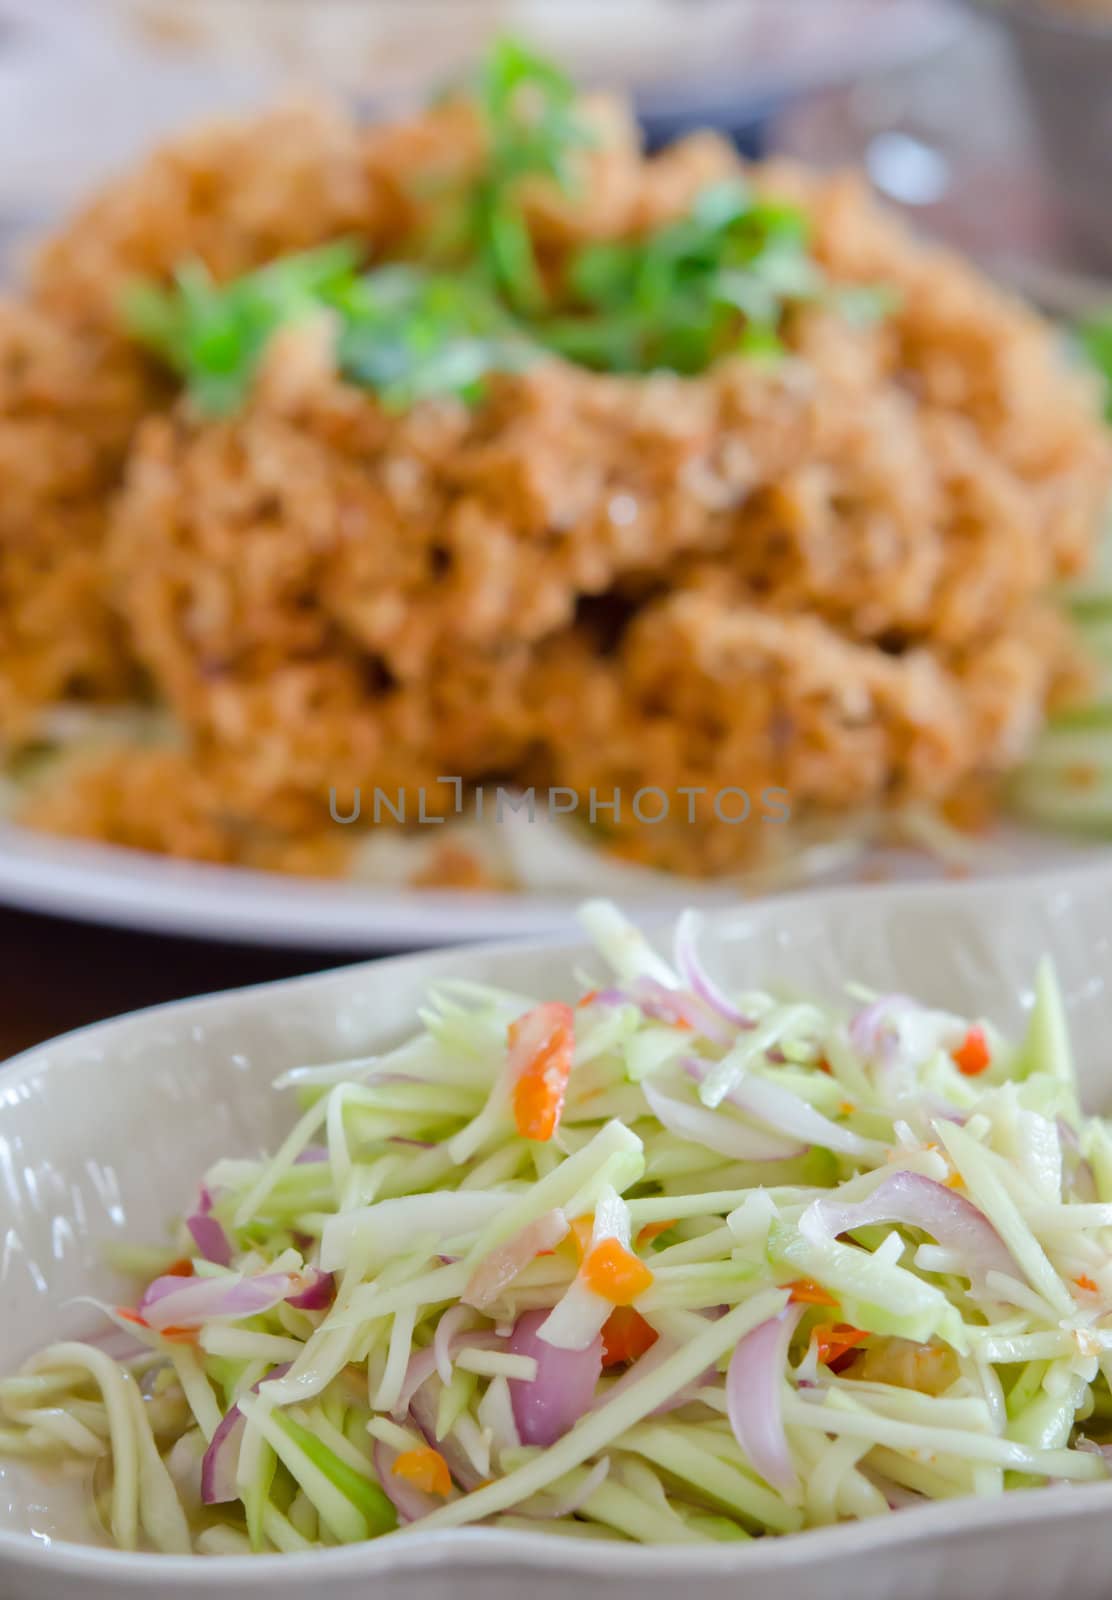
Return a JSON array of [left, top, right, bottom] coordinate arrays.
[[5, 868, 1112, 1597], [0, 815, 1106, 949], [0, 0, 960, 232]]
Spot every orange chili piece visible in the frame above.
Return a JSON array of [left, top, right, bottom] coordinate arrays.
[[812, 1323, 868, 1368], [164, 1258, 194, 1278], [1075, 1273, 1099, 1294], [952, 1026, 991, 1076], [393, 1448, 452, 1497], [581, 1238, 654, 1305], [601, 1306, 659, 1368], [787, 1278, 839, 1307], [509, 1002, 575, 1142], [636, 1219, 677, 1248]]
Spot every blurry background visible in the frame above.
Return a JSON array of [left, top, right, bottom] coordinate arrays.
[[2, 0, 1110, 306], [0, 0, 1109, 1049]]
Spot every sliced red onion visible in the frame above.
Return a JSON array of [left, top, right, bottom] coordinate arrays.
[[800, 1171, 1017, 1284], [507, 1309, 603, 1447], [434, 1305, 472, 1385], [139, 1270, 297, 1330], [642, 1078, 804, 1163], [394, 1331, 504, 1419], [394, 1346, 439, 1418], [185, 1187, 232, 1268], [463, 1210, 569, 1310], [630, 978, 733, 1047], [847, 995, 919, 1066], [586, 988, 629, 1008], [684, 1057, 884, 1162], [848, 997, 969, 1089], [286, 1268, 334, 1310], [726, 1303, 803, 1495], [186, 1214, 233, 1266], [201, 1363, 291, 1505], [585, 977, 733, 1045], [407, 1382, 483, 1490], [201, 1402, 248, 1505], [68, 1297, 162, 1353], [629, 978, 698, 1029], [141, 1276, 201, 1309], [294, 1145, 329, 1165], [373, 1439, 440, 1524], [673, 910, 752, 1028]]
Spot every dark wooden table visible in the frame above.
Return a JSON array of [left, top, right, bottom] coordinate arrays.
[[0, 904, 369, 1059]]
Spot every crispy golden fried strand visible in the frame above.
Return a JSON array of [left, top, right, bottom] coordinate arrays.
[[0, 302, 162, 736], [0, 96, 1107, 878], [531, 591, 1089, 876]]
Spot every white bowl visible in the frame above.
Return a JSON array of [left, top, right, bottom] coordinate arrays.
[[4, 870, 1112, 1599]]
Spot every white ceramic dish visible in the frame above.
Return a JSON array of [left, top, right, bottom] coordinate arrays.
[[0, 816, 1105, 951], [5, 870, 1112, 1598]]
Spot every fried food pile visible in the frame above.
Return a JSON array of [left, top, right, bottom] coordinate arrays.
[[1, 77, 1108, 882]]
